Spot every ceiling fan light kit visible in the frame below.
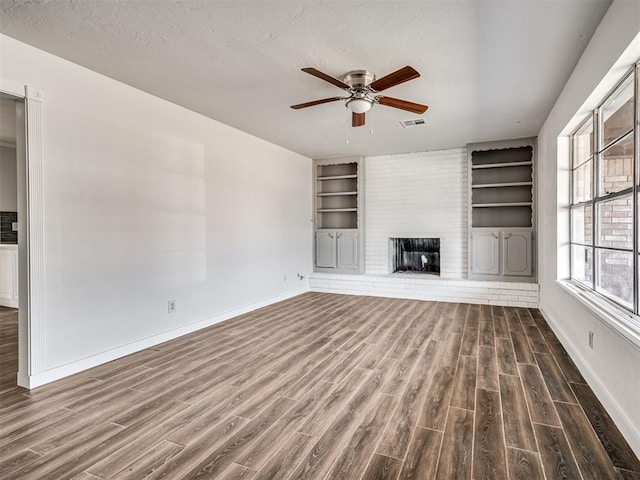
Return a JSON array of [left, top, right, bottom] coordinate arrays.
[[291, 66, 428, 127], [346, 97, 373, 113]]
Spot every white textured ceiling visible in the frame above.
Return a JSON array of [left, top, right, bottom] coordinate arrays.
[[0, 0, 611, 159]]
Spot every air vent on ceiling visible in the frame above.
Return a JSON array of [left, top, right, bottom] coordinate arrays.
[[399, 118, 428, 128]]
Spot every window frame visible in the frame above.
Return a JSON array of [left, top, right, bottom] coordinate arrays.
[[569, 64, 638, 314]]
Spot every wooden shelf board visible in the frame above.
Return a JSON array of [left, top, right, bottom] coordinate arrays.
[[317, 174, 358, 180], [472, 202, 532, 208], [317, 191, 358, 197], [472, 182, 532, 189], [471, 161, 533, 169], [318, 208, 358, 212]]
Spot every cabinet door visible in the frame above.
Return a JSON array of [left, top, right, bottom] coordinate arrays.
[[336, 231, 358, 270], [471, 231, 500, 275], [502, 231, 532, 276], [316, 231, 337, 268], [0, 250, 17, 305]]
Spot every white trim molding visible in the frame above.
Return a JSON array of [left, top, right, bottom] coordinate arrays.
[[24, 85, 45, 381], [0, 79, 45, 389], [556, 280, 640, 349], [25, 85, 43, 102], [0, 78, 25, 97]]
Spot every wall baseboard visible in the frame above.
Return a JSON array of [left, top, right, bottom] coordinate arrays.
[[17, 285, 309, 389], [16, 371, 29, 388], [539, 305, 640, 458], [0, 299, 18, 308]]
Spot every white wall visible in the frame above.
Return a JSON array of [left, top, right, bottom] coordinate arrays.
[[0, 35, 312, 383], [0, 146, 17, 211], [537, 0, 640, 455], [364, 148, 467, 278]]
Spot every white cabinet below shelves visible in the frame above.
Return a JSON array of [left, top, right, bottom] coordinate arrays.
[[316, 231, 337, 268], [503, 230, 532, 276], [0, 246, 18, 308], [471, 231, 500, 275], [336, 231, 358, 270], [315, 230, 358, 271], [470, 229, 532, 279]]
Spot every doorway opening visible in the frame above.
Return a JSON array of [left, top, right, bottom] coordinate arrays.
[[0, 92, 24, 387], [0, 80, 44, 389]]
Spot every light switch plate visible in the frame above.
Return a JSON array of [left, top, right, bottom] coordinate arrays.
[[11, 222, 18, 231]]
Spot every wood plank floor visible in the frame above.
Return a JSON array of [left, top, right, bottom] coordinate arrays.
[[1, 293, 639, 479]]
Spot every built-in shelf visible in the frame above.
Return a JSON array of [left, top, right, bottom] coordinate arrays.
[[468, 140, 536, 283], [314, 158, 363, 273], [316, 162, 359, 230], [317, 208, 358, 212], [317, 174, 358, 180], [471, 161, 533, 170], [470, 146, 534, 228], [317, 191, 358, 197], [472, 182, 532, 189], [472, 202, 533, 208]]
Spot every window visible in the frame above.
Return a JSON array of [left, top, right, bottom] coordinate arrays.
[[570, 65, 637, 313]]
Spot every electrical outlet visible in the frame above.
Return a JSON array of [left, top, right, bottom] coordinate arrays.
[[297, 273, 305, 280], [588, 331, 594, 349], [168, 300, 176, 313], [284, 275, 287, 281]]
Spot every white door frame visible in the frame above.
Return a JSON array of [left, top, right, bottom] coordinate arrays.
[[1, 78, 44, 389]]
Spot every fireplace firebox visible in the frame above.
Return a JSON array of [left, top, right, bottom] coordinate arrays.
[[390, 238, 440, 274]]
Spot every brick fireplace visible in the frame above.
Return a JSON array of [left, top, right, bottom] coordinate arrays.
[[309, 147, 539, 308], [364, 148, 467, 278]]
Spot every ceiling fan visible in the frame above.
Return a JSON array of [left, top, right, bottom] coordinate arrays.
[[291, 66, 428, 127]]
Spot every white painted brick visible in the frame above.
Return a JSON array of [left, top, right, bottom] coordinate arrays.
[[309, 273, 539, 308], [364, 148, 468, 277], [313, 146, 539, 308]]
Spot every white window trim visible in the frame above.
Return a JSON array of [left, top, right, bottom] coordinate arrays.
[[557, 279, 640, 348], [568, 62, 638, 323], [557, 26, 640, 353]]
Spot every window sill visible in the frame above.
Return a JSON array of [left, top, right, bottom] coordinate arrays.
[[556, 280, 640, 349]]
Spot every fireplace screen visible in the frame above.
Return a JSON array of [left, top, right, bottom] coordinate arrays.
[[391, 238, 440, 274]]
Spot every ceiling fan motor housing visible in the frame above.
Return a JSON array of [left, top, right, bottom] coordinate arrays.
[[342, 70, 376, 88], [343, 70, 377, 112]]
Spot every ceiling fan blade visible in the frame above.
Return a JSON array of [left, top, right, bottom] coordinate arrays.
[[352, 112, 365, 127], [369, 66, 420, 92], [290, 97, 344, 109], [377, 96, 428, 114], [301, 68, 350, 89]]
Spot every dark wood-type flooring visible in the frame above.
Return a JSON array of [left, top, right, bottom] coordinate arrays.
[[0, 293, 639, 479]]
